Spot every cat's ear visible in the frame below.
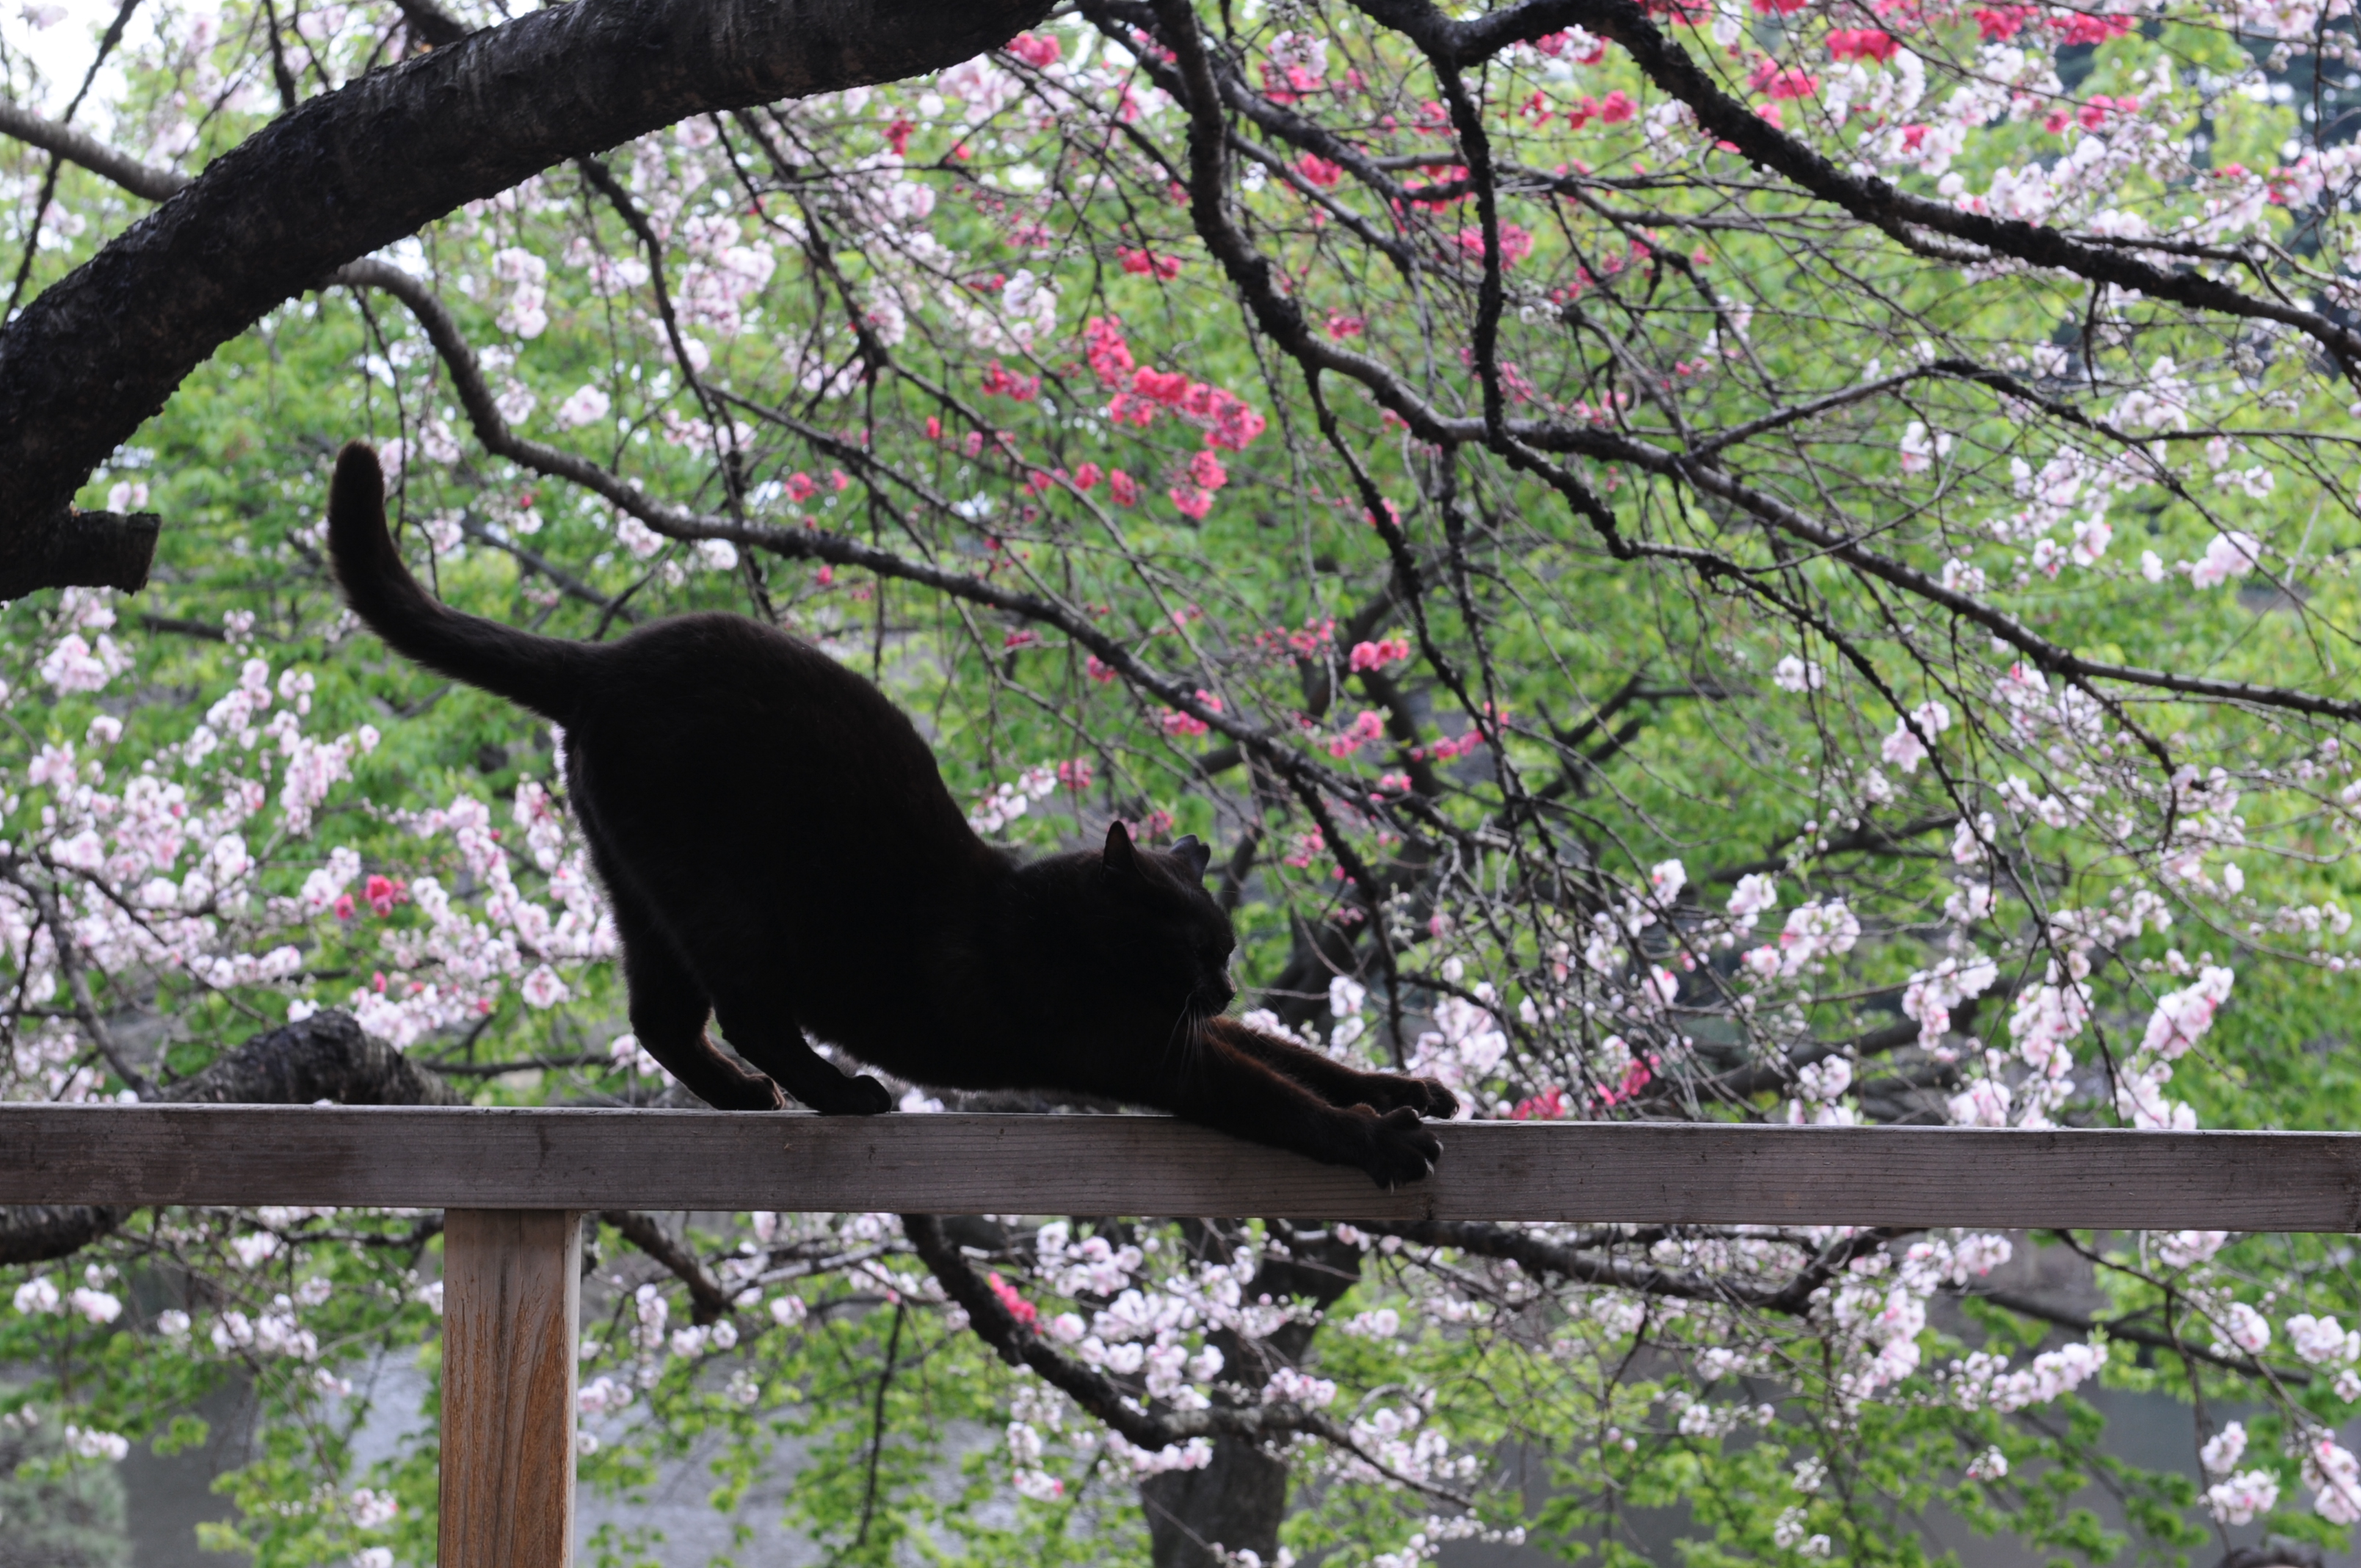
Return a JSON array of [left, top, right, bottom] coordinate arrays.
[[1170, 834, 1211, 883], [1102, 819, 1143, 879]]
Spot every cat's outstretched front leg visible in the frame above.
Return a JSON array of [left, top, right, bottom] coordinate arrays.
[[1167, 1030, 1443, 1188], [1209, 1016, 1459, 1119]]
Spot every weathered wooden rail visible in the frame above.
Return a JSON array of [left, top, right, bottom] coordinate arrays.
[[6, 1106, 2357, 1564]]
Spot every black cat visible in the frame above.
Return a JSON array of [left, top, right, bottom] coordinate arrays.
[[327, 443, 1454, 1186]]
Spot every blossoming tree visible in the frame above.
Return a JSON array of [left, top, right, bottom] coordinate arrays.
[[2, 0, 2360, 1559]]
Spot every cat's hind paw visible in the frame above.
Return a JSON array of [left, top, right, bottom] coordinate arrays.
[[1361, 1105, 1443, 1189], [702, 1073, 789, 1111], [808, 1072, 895, 1116]]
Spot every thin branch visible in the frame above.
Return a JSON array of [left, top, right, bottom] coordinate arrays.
[[901, 1214, 1472, 1503], [0, 97, 188, 202], [601, 1209, 734, 1324]]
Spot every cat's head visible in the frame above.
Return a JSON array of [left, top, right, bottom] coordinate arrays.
[[1084, 821, 1235, 1020]]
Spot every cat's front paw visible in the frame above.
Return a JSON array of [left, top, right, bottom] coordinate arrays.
[[1361, 1105, 1443, 1189], [810, 1073, 895, 1116], [1355, 1073, 1459, 1120], [1408, 1078, 1459, 1119]]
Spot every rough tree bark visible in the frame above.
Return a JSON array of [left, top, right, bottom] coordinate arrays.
[[0, 0, 1051, 600], [0, 1008, 461, 1265]]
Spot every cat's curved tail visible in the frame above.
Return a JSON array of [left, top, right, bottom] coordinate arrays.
[[327, 441, 596, 725]]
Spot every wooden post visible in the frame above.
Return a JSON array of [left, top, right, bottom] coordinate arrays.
[[440, 1209, 581, 1568]]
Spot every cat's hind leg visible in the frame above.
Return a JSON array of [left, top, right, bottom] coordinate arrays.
[[1165, 1029, 1442, 1188], [707, 985, 893, 1116], [1210, 1016, 1459, 1119], [611, 885, 784, 1111]]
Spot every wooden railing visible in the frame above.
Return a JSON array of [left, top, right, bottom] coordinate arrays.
[[7, 1106, 2357, 1564]]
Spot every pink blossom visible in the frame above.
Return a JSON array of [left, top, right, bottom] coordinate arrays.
[[1453, 224, 1537, 266], [2140, 965, 2233, 1059], [27, 741, 76, 788], [986, 1271, 1039, 1328], [1325, 710, 1387, 757], [1513, 1086, 1570, 1119], [519, 965, 569, 1009], [2187, 530, 2260, 589], [2206, 1470, 2279, 1525], [979, 360, 1040, 400], [2304, 1437, 2361, 1523], [1828, 27, 1898, 60], [1160, 705, 1211, 738], [2285, 1313, 2354, 1365], [1752, 64, 1818, 100], [2218, 1301, 2271, 1353], [364, 874, 407, 918], [1118, 247, 1183, 280], [1725, 873, 1778, 931], [1004, 29, 1059, 68], [1083, 316, 1134, 381], [38, 631, 129, 694], [554, 385, 611, 429]]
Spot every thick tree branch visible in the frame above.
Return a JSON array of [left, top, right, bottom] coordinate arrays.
[[388, 0, 471, 49], [0, 505, 161, 599], [0, 1009, 463, 1266], [0, 0, 1053, 598]]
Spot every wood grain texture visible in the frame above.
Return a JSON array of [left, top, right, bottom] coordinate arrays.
[[1, 1107, 2357, 1227], [440, 1209, 579, 1568]]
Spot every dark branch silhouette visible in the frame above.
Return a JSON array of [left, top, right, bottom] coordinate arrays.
[[0, 0, 1052, 598]]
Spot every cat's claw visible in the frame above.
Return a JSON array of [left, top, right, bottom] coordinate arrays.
[[1362, 1104, 1443, 1189]]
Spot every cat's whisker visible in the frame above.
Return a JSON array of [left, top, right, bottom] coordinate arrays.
[[1164, 1001, 1208, 1083]]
